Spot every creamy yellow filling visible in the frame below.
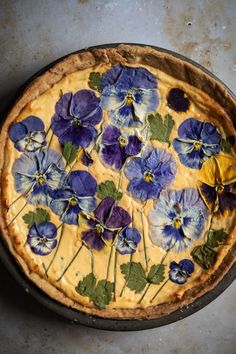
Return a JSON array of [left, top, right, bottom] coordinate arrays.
[[4, 63, 236, 310]]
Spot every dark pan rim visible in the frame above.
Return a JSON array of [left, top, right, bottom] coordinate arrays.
[[0, 43, 235, 331]]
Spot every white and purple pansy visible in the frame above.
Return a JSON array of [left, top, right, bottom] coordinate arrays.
[[149, 188, 209, 253], [81, 197, 131, 251], [169, 259, 195, 284], [115, 227, 141, 255], [12, 148, 66, 205], [173, 118, 221, 169], [124, 147, 177, 201], [50, 170, 97, 225], [51, 90, 102, 148], [27, 221, 57, 256], [101, 125, 142, 170], [9, 116, 46, 152], [100, 65, 159, 127]]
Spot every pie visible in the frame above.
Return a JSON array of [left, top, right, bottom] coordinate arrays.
[[0, 44, 235, 320]]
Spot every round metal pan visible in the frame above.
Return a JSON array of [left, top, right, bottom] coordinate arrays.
[[0, 43, 235, 331]]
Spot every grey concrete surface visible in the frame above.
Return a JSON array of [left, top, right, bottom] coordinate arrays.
[[0, 1, 235, 353]]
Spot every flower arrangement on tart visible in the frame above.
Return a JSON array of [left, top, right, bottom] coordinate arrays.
[[0, 44, 235, 320]]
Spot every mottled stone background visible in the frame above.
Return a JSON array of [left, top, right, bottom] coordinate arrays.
[[0, 1, 235, 353]]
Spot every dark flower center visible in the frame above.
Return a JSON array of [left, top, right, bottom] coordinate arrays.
[[72, 118, 80, 126], [144, 170, 154, 183], [38, 237, 47, 244], [215, 185, 224, 193], [118, 136, 127, 147], [69, 197, 77, 206], [193, 141, 202, 150], [94, 223, 104, 235], [126, 93, 133, 105], [173, 217, 182, 229], [37, 175, 45, 185]]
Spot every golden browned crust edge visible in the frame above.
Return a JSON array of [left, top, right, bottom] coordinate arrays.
[[0, 44, 235, 320]]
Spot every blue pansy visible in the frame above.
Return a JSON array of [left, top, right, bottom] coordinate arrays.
[[115, 227, 141, 255], [27, 221, 57, 256], [100, 65, 158, 127], [51, 90, 102, 148], [9, 116, 46, 152], [173, 118, 221, 169], [124, 147, 177, 201], [12, 148, 66, 205], [169, 259, 195, 284], [149, 188, 208, 253], [50, 170, 97, 225]]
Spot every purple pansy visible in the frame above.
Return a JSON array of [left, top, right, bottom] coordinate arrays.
[[81, 150, 93, 167], [169, 259, 194, 284], [50, 170, 97, 225], [27, 221, 57, 256], [9, 116, 46, 152], [115, 227, 141, 254], [51, 90, 102, 148], [101, 125, 142, 170], [173, 118, 221, 169], [81, 197, 131, 251], [124, 147, 177, 201], [12, 148, 66, 205], [149, 188, 208, 253], [167, 88, 190, 112], [100, 65, 158, 127]]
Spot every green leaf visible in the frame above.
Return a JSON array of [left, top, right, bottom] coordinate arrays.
[[191, 245, 217, 270], [22, 208, 50, 228], [63, 141, 78, 164], [206, 229, 228, 248], [120, 262, 147, 293], [148, 113, 175, 144], [97, 180, 123, 201], [220, 136, 235, 153], [92, 280, 114, 309], [88, 72, 102, 92], [147, 264, 165, 284], [75, 273, 96, 299]]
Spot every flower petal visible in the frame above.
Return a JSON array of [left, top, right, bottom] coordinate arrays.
[[106, 206, 131, 228], [125, 135, 142, 156], [102, 125, 121, 145], [94, 197, 115, 224], [68, 170, 97, 197], [82, 229, 105, 250], [124, 157, 144, 180]]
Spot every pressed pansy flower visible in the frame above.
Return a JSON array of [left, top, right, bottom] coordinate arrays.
[[51, 90, 102, 148], [12, 148, 66, 205], [81, 197, 131, 251], [167, 88, 190, 112], [27, 221, 57, 256], [9, 116, 46, 152], [100, 65, 158, 127], [101, 125, 142, 170], [50, 170, 97, 225], [198, 155, 236, 215], [81, 150, 93, 167], [173, 118, 221, 169], [149, 188, 208, 252], [125, 147, 177, 201], [169, 259, 194, 284], [115, 227, 141, 255]]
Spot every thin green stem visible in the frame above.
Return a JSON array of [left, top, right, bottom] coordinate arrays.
[[45, 223, 65, 276], [150, 279, 169, 303], [120, 252, 133, 296], [106, 246, 113, 283], [141, 203, 148, 272], [7, 200, 28, 227], [204, 213, 214, 242], [117, 168, 123, 191], [138, 283, 151, 304], [113, 248, 118, 301], [90, 248, 94, 276], [57, 243, 84, 282]]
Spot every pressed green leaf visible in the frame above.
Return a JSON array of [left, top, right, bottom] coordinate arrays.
[[75, 273, 96, 299], [97, 180, 123, 201], [63, 141, 78, 164], [147, 264, 165, 284], [120, 262, 147, 293], [191, 245, 217, 270], [92, 280, 114, 309], [22, 208, 50, 228], [220, 136, 235, 153], [148, 113, 175, 144], [88, 72, 102, 92], [206, 229, 228, 248]]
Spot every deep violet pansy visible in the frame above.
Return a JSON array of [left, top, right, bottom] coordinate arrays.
[[167, 88, 190, 112], [51, 90, 102, 148], [9, 116, 46, 152], [100, 65, 159, 127], [27, 221, 57, 256], [169, 259, 195, 284]]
